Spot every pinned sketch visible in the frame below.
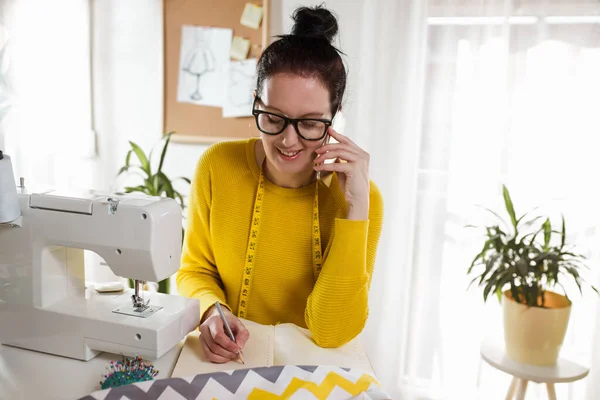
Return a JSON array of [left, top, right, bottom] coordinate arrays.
[[177, 25, 233, 107], [222, 58, 257, 118]]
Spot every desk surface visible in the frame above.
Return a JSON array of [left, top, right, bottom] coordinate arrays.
[[0, 342, 184, 400], [480, 340, 590, 384]]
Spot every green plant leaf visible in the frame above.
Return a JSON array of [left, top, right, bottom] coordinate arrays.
[[129, 141, 151, 176], [468, 274, 482, 290], [563, 265, 581, 279], [156, 171, 175, 199], [477, 205, 508, 227], [543, 218, 551, 251], [125, 149, 132, 167], [175, 191, 186, 209], [483, 279, 496, 303], [158, 132, 173, 174], [510, 285, 521, 305], [468, 243, 490, 274], [546, 258, 560, 286], [480, 253, 503, 284], [117, 164, 145, 176], [482, 266, 507, 302], [496, 272, 513, 299], [526, 225, 544, 247], [520, 215, 545, 230], [560, 214, 566, 250], [155, 177, 165, 196], [515, 259, 528, 276], [174, 176, 192, 185], [502, 185, 518, 230], [144, 177, 158, 196], [496, 288, 503, 302], [573, 276, 583, 296], [558, 267, 583, 296], [124, 185, 149, 194], [516, 207, 540, 226], [561, 251, 586, 259]]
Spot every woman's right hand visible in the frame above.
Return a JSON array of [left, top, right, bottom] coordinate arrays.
[[199, 304, 250, 363]]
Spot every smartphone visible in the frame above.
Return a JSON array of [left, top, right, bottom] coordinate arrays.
[[331, 110, 345, 134], [321, 111, 345, 165]]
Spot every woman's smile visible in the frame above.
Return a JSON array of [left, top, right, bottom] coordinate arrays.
[[277, 147, 303, 161]]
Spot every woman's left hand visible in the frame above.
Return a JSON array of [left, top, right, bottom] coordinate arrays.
[[314, 127, 370, 220]]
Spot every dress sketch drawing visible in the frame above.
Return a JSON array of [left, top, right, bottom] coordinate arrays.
[[177, 25, 232, 107], [181, 29, 215, 101]]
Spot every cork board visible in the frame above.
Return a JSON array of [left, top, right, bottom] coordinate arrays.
[[163, 0, 269, 144]]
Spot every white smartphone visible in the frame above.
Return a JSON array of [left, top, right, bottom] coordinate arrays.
[[321, 111, 345, 164], [331, 110, 345, 134]]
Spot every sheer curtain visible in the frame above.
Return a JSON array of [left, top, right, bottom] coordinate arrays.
[[0, 0, 112, 286], [0, 0, 94, 189], [357, 1, 600, 399], [0, 0, 14, 149]]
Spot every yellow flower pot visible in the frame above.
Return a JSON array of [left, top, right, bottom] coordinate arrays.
[[503, 290, 571, 366]]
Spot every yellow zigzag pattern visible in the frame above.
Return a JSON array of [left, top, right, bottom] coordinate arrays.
[[247, 372, 381, 399]]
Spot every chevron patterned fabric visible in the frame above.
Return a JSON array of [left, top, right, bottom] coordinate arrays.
[[78, 365, 391, 399]]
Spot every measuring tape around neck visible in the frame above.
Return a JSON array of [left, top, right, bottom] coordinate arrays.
[[237, 168, 322, 319]]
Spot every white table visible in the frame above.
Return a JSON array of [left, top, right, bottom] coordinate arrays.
[[0, 342, 184, 400], [480, 340, 590, 400]]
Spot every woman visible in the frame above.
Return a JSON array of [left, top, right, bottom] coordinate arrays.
[[176, 5, 384, 364]]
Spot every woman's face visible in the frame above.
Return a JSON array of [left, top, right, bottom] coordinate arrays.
[[256, 73, 332, 183]]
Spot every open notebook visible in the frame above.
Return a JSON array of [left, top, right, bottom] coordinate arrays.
[[171, 318, 374, 378]]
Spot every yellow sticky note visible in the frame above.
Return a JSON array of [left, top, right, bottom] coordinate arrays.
[[240, 3, 263, 30], [230, 36, 251, 61]]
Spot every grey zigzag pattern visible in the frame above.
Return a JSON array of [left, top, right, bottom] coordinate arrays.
[[78, 365, 295, 400]]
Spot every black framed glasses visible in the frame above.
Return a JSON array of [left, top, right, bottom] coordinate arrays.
[[252, 97, 333, 141]]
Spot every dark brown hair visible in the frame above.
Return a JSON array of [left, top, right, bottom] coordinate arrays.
[[256, 5, 346, 116]]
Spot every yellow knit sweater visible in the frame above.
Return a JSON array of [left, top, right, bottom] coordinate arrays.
[[176, 138, 384, 348]]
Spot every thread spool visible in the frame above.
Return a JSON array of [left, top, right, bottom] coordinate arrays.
[[0, 150, 21, 223]]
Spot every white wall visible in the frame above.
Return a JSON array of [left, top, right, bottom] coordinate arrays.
[[91, 0, 365, 195], [91, 0, 169, 192]]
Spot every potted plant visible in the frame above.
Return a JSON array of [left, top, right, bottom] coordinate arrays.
[[467, 185, 598, 365], [116, 132, 190, 294]]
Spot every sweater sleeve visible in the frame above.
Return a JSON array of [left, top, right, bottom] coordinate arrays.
[[176, 150, 229, 321], [304, 180, 384, 348]]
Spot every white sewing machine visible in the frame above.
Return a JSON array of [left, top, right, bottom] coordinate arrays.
[[0, 152, 200, 362]]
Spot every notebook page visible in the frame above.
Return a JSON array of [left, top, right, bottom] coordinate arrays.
[[272, 323, 374, 373], [171, 318, 275, 378]]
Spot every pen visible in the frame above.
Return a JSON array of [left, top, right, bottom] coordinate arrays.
[[214, 302, 245, 364]]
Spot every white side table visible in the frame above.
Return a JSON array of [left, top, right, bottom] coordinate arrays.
[[480, 341, 589, 400]]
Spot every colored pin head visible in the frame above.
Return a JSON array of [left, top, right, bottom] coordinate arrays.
[[99, 355, 159, 390]]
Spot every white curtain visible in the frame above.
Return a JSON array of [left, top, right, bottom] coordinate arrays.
[[357, 1, 600, 399], [0, 0, 94, 190], [0, 0, 116, 285], [0, 0, 15, 149]]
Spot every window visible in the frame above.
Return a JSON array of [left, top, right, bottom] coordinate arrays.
[[400, 3, 600, 398], [3, 0, 95, 189]]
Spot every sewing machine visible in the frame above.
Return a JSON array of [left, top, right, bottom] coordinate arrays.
[[0, 155, 200, 362]]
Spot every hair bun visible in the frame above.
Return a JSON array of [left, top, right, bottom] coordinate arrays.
[[291, 5, 339, 43]]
